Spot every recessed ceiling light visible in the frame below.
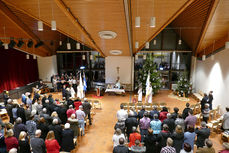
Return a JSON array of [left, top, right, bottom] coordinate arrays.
[[110, 50, 122, 55], [99, 31, 117, 39]]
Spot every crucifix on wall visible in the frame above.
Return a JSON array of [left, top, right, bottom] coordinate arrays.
[[116, 66, 120, 77]]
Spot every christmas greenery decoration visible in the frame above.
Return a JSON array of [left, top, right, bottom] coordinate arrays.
[[176, 73, 192, 97], [136, 54, 161, 94]]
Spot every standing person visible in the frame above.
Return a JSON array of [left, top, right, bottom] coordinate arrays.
[[162, 113, 175, 133], [30, 130, 46, 153], [6, 99, 14, 124], [159, 107, 168, 122], [160, 138, 176, 153], [182, 103, 191, 119], [171, 107, 179, 120], [117, 104, 128, 122], [185, 110, 197, 128], [195, 122, 210, 148], [13, 117, 27, 139], [208, 91, 213, 110], [222, 107, 229, 131], [0, 127, 7, 153], [76, 106, 86, 136], [139, 112, 150, 142], [149, 106, 160, 120], [196, 139, 215, 153], [37, 117, 49, 140], [171, 125, 184, 153], [17, 104, 26, 124], [130, 139, 146, 153], [26, 115, 37, 138], [61, 123, 75, 152], [4, 129, 18, 152], [138, 106, 146, 121], [129, 127, 141, 147], [113, 138, 129, 153], [180, 143, 193, 153], [112, 128, 126, 148], [175, 114, 185, 131], [125, 112, 138, 139], [66, 105, 76, 118], [150, 114, 162, 135], [114, 119, 126, 134], [3, 90, 9, 106], [68, 114, 79, 138], [202, 104, 210, 123], [82, 98, 92, 125], [18, 131, 30, 153], [45, 131, 60, 153], [144, 129, 158, 153], [48, 119, 62, 145], [201, 93, 208, 111], [157, 124, 171, 149], [184, 125, 196, 150]]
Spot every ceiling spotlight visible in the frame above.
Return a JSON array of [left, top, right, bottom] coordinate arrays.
[[27, 40, 34, 48], [153, 39, 156, 45], [82, 55, 86, 60], [76, 42, 80, 50], [26, 54, 30, 59], [8, 39, 16, 48], [0, 40, 3, 47], [135, 41, 139, 48], [202, 55, 206, 61], [17, 40, 24, 48], [135, 54, 138, 60], [178, 39, 182, 45], [35, 41, 44, 48], [51, 20, 56, 31], [4, 43, 8, 50], [150, 17, 156, 28], [135, 16, 140, 28], [38, 20, 43, 31], [67, 42, 71, 50], [145, 42, 150, 49]]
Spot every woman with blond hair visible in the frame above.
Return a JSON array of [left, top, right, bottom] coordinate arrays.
[[18, 131, 30, 153], [112, 128, 126, 148], [51, 111, 62, 124], [171, 125, 184, 153], [45, 131, 60, 153], [4, 129, 18, 152]]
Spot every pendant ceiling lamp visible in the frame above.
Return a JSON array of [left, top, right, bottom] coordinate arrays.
[[26, 54, 30, 60], [143, 54, 147, 60], [37, 0, 43, 31], [76, 42, 80, 50], [202, 48, 206, 61], [33, 55, 37, 59], [178, 28, 182, 45], [150, 0, 156, 28], [59, 41, 62, 46], [82, 54, 86, 60], [153, 39, 156, 45], [135, 54, 138, 60], [51, 1, 56, 31], [135, 41, 139, 48], [67, 42, 71, 50], [145, 42, 149, 49], [135, 0, 140, 28], [90, 54, 93, 60]]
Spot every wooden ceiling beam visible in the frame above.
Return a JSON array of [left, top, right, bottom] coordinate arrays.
[[0, 0, 53, 56], [194, 0, 220, 56], [2, 0, 96, 55], [134, 0, 195, 54], [54, 0, 105, 57]]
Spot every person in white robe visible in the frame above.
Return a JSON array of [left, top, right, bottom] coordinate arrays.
[[138, 84, 143, 102], [70, 85, 75, 98], [145, 84, 153, 103]]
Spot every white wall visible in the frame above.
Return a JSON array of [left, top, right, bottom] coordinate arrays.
[[37, 55, 57, 81], [105, 56, 133, 85], [194, 49, 229, 112]]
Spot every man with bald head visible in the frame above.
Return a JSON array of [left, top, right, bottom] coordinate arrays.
[[113, 137, 128, 153], [30, 130, 46, 153]]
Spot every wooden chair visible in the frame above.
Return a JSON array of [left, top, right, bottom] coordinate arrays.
[[136, 103, 143, 112], [195, 113, 202, 124], [93, 100, 102, 109]]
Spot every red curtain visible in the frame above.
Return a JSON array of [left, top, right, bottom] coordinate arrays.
[[0, 47, 39, 93]]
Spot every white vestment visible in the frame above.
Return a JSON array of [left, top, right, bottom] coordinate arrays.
[[77, 85, 84, 99], [70, 87, 75, 98], [138, 87, 142, 102], [145, 86, 153, 103]]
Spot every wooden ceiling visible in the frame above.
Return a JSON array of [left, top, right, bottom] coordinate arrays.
[[0, 0, 228, 57]]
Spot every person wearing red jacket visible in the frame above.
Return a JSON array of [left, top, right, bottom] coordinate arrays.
[[45, 131, 60, 153], [4, 129, 18, 152], [159, 107, 168, 122], [129, 127, 141, 147]]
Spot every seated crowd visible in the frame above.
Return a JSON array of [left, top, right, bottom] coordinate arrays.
[[0, 88, 92, 153], [113, 103, 229, 153]]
